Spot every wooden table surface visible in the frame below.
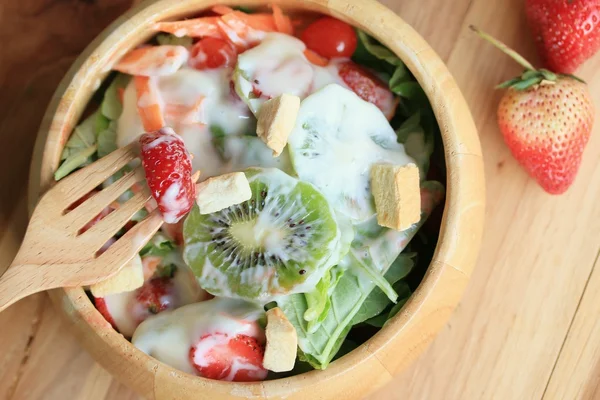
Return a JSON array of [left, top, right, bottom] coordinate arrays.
[[1, 0, 600, 399]]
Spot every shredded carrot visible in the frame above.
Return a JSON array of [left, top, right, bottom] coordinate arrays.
[[181, 97, 206, 124], [115, 47, 148, 66], [386, 97, 401, 121], [164, 97, 206, 124], [272, 5, 293, 35], [154, 17, 224, 39], [155, 9, 282, 49], [141, 256, 162, 280], [212, 5, 235, 15], [134, 76, 165, 132], [304, 49, 329, 67], [164, 104, 190, 116], [113, 46, 188, 76], [117, 87, 125, 104]]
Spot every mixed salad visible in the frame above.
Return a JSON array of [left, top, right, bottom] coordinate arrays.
[[56, 5, 446, 381]]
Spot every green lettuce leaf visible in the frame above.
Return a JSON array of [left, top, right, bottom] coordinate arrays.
[[54, 144, 97, 181], [396, 112, 435, 177], [140, 233, 176, 257], [101, 74, 130, 120], [353, 30, 439, 176], [278, 181, 444, 369], [351, 253, 415, 325], [55, 110, 100, 180], [97, 120, 118, 158]]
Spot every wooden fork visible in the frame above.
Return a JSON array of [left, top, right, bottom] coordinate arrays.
[[0, 143, 163, 312]]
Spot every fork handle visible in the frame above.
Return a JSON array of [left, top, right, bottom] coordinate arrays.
[[0, 263, 52, 312]]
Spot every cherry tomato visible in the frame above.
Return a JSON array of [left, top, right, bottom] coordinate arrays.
[[301, 17, 357, 58], [189, 333, 267, 381], [189, 37, 237, 70], [338, 61, 397, 119]]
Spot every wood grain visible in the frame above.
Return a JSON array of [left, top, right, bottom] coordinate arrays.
[[369, 0, 600, 398], [0, 148, 163, 312], [543, 253, 600, 400], [0, 0, 599, 400]]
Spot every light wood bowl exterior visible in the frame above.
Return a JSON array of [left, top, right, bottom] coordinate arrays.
[[28, 0, 485, 398]]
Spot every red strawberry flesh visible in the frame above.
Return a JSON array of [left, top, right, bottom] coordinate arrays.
[[130, 277, 176, 322], [95, 297, 117, 328], [338, 61, 397, 119], [139, 127, 196, 223], [189, 333, 267, 382]]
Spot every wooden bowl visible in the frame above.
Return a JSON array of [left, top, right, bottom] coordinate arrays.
[[28, 0, 485, 398]]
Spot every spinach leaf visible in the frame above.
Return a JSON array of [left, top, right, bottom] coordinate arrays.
[[278, 181, 444, 369], [396, 112, 435, 177], [363, 282, 412, 328], [353, 30, 439, 176], [351, 253, 416, 325], [56, 73, 130, 181]]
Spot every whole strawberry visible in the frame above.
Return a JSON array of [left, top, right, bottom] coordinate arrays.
[[526, 0, 600, 74], [139, 127, 196, 223], [472, 26, 594, 194]]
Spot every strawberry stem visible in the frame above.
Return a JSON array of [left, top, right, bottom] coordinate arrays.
[[469, 25, 536, 71]]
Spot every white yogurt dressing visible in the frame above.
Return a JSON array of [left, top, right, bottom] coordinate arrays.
[[288, 84, 414, 222], [102, 261, 205, 338], [234, 33, 350, 115], [117, 67, 252, 177], [103, 291, 138, 337], [235, 33, 314, 113], [131, 298, 264, 376], [222, 136, 293, 174]]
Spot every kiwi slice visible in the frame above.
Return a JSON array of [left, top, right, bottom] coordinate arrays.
[[183, 168, 341, 302]]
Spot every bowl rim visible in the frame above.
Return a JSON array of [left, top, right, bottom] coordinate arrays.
[[28, 0, 485, 398]]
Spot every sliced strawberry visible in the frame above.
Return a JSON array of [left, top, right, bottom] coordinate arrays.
[[338, 61, 397, 120], [139, 127, 196, 223], [67, 190, 114, 234], [95, 297, 117, 328], [129, 277, 176, 322], [189, 333, 267, 382]]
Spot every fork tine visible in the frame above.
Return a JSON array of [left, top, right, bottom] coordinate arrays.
[[94, 209, 163, 270], [80, 185, 152, 247], [63, 166, 146, 232], [57, 142, 139, 204]]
